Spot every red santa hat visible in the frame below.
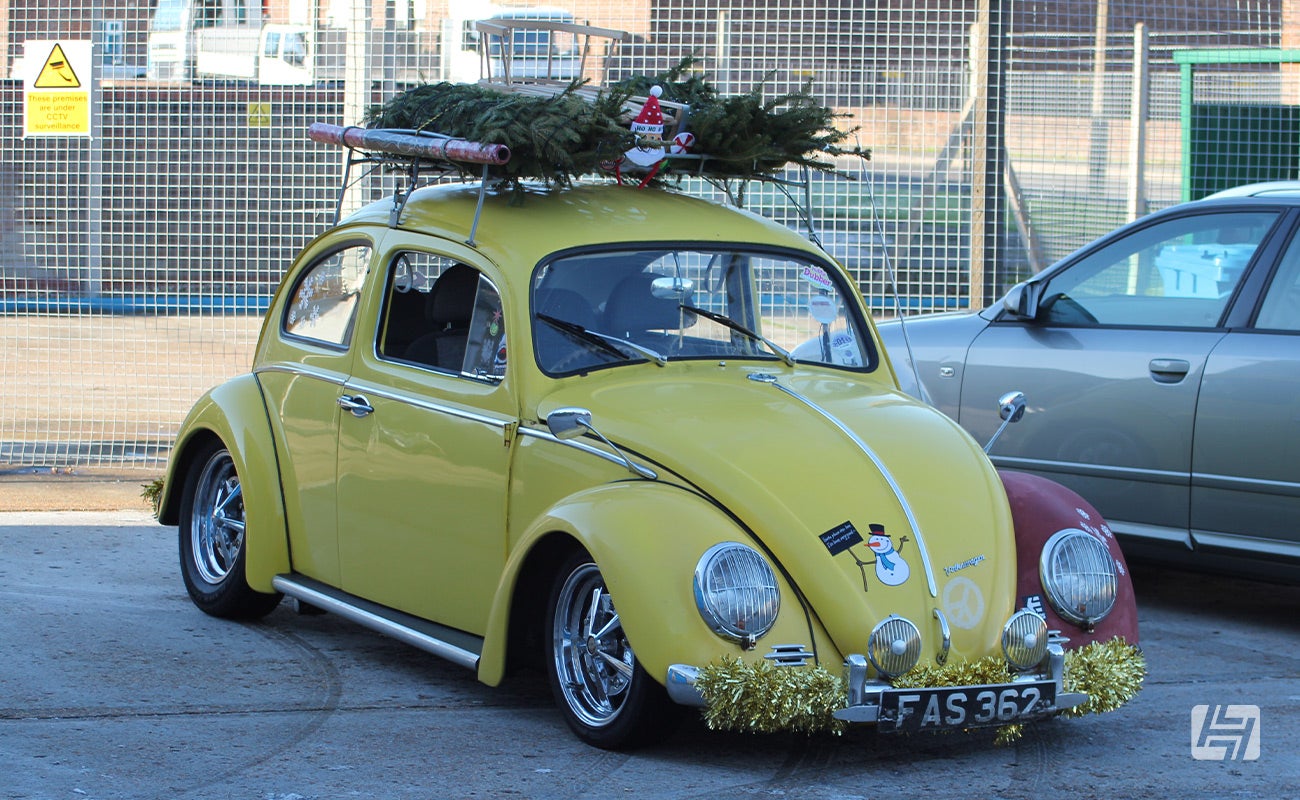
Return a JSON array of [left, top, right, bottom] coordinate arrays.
[[630, 85, 665, 140]]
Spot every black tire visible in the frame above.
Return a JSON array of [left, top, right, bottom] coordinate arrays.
[[545, 550, 682, 749], [178, 441, 281, 619]]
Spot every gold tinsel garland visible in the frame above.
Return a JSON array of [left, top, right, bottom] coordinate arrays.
[[694, 636, 1146, 744], [1060, 637, 1149, 717], [693, 656, 848, 735]]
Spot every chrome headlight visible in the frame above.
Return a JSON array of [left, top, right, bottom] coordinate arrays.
[[1039, 528, 1118, 627], [1002, 609, 1049, 670], [867, 615, 921, 678], [693, 543, 780, 644]]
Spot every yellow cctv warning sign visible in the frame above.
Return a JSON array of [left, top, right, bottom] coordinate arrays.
[[24, 39, 92, 138], [34, 43, 82, 88]]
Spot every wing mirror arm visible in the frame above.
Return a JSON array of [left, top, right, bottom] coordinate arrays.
[[983, 391, 1026, 454], [546, 407, 657, 480]]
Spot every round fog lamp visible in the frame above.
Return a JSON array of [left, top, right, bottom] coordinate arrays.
[[867, 615, 921, 678], [1002, 609, 1049, 670]]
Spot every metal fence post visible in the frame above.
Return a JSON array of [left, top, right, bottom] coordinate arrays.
[[1126, 22, 1149, 222], [969, 0, 1007, 310]]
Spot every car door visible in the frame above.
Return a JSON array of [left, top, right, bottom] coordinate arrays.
[[1191, 225, 1300, 568], [256, 238, 375, 586], [334, 244, 514, 635], [959, 209, 1285, 546]]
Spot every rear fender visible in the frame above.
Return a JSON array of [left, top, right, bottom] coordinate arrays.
[[158, 375, 288, 593], [477, 481, 825, 687], [1001, 470, 1139, 646]]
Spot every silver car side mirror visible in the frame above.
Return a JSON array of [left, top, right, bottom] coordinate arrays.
[[546, 407, 592, 440], [545, 407, 656, 479], [984, 391, 1026, 454], [1001, 282, 1041, 320]]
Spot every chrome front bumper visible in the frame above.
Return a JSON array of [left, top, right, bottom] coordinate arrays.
[[665, 642, 1088, 724]]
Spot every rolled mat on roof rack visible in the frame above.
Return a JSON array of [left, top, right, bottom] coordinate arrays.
[[307, 122, 511, 166]]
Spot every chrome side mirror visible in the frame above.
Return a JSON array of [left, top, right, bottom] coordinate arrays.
[[984, 391, 1026, 454], [545, 407, 656, 479], [998, 391, 1027, 423], [546, 407, 592, 440]]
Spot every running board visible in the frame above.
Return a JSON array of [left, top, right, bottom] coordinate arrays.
[[271, 574, 482, 671]]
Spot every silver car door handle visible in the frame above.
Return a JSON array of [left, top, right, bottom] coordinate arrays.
[[1149, 358, 1190, 384], [337, 394, 374, 417]]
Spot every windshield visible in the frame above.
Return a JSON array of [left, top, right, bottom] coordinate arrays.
[[532, 247, 876, 375]]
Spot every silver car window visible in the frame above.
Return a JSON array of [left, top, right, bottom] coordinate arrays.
[[1255, 234, 1300, 332], [1040, 211, 1279, 328]]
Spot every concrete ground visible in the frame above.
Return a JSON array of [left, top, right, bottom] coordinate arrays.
[[0, 466, 160, 513]]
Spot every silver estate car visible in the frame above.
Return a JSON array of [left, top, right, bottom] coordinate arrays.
[[877, 183, 1300, 583]]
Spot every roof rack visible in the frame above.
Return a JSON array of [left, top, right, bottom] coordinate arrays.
[[308, 122, 511, 242]]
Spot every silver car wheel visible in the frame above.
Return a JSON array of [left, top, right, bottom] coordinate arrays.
[[551, 561, 635, 728], [188, 449, 246, 586]]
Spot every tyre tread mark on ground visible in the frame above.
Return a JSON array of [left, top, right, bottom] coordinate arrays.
[[178, 624, 343, 798]]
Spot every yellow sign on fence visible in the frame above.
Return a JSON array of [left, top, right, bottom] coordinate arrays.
[[23, 40, 92, 137]]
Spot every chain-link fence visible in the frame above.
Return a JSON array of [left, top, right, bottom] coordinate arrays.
[[0, 0, 1290, 468]]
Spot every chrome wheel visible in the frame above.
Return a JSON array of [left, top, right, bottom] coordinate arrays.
[[551, 561, 635, 728], [189, 449, 246, 586], [178, 441, 279, 619]]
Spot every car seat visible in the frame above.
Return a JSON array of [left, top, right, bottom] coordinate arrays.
[[404, 264, 479, 371]]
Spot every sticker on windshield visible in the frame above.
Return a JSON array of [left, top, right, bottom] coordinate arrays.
[[800, 264, 836, 292], [808, 293, 838, 324]]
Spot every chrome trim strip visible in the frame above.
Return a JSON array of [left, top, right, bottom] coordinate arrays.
[[1192, 471, 1300, 497], [932, 608, 951, 665], [517, 424, 657, 477], [272, 576, 481, 670], [255, 362, 349, 386], [765, 379, 938, 597], [763, 644, 816, 666], [1191, 530, 1300, 561], [343, 379, 514, 429], [990, 455, 1185, 485], [990, 457, 1300, 498]]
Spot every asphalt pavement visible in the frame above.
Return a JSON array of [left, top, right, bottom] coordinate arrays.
[[1, 482, 1297, 800]]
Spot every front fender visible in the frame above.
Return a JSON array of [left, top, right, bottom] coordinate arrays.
[[159, 374, 288, 593], [477, 481, 830, 687], [1001, 470, 1139, 646]]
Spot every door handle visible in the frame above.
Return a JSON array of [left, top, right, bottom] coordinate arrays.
[[1148, 358, 1190, 384], [337, 394, 374, 417]]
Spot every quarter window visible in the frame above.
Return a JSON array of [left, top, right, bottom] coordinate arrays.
[[1255, 234, 1300, 332], [283, 243, 371, 346]]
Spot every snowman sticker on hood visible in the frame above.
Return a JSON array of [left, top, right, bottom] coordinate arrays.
[[851, 524, 911, 591]]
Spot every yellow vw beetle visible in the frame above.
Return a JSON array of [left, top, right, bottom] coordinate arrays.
[[157, 127, 1142, 749]]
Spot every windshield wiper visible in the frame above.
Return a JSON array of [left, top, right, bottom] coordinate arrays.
[[536, 313, 668, 367], [679, 304, 795, 366]]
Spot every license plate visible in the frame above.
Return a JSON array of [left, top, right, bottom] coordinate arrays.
[[878, 681, 1056, 733]]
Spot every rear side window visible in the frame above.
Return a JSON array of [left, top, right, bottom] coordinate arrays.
[[283, 243, 372, 346]]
